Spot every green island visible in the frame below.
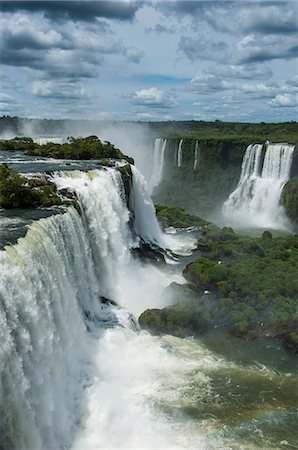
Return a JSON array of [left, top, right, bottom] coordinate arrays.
[[0, 135, 134, 164], [0, 135, 133, 210], [140, 205, 298, 353]]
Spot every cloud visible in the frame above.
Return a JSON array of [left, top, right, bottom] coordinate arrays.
[[237, 33, 298, 63], [0, 1, 142, 22], [0, 93, 14, 103], [129, 87, 178, 108], [271, 94, 298, 107], [123, 47, 144, 63], [239, 82, 280, 98], [0, 13, 142, 80], [237, 3, 298, 35], [178, 35, 229, 62], [217, 64, 272, 80], [188, 73, 233, 95], [157, 1, 298, 35], [31, 80, 89, 100]]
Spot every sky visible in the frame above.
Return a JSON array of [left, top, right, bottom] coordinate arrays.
[[0, 0, 297, 122]]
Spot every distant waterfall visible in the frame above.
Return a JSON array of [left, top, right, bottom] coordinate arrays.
[[223, 143, 295, 230], [149, 138, 167, 194], [0, 166, 167, 450], [177, 139, 183, 167], [193, 141, 199, 170]]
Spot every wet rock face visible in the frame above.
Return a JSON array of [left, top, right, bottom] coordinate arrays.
[[282, 176, 298, 226]]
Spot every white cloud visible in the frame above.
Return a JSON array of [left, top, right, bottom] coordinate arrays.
[[0, 93, 14, 102], [188, 73, 233, 94], [271, 93, 298, 107], [129, 87, 178, 108], [31, 80, 88, 99]]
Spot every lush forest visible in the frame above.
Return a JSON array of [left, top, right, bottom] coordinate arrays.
[[141, 205, 298, 353], [1, 115, 297, 142]]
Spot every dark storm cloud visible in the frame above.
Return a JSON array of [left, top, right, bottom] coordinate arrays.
[[238, 35, 298, 64], [178, 35, 229, 62], [156, 1, 298, 35], [0, 14, 132, 79], [0, 1, 142, 22]]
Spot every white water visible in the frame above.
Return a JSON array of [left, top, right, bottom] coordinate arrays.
[[1, 163, 297, 450], [223, 143, 295, 230], [130, 165, 164, 247], [193, 140, 199, 170], [149, 137, 167, 194], [0, 166, 192, 449], [177, 139, 183, 167]]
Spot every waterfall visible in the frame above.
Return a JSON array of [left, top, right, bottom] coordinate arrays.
[[52, 169, 134, 299], [223, 143, 295, 230], [130, 165, 164, 247], [177, 139, 183, 167], [0, 166, 174, 449], [149, 138, 167, 194], [0, 208, 101, 450], [193, 140, 199, 170]]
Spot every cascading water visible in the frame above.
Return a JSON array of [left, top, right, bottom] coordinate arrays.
[[149, 138, 167, 194], [177, 139, 183, 167], [0, 166, 185, 450], [223, 143, 295, 230], [1, 157, 298, 450], [0, 208, 101, 450], [130, 165, 164, 247], [193, 140, 199, 170]]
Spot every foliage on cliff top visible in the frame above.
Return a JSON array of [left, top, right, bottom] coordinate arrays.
[[0, 164, 62, 209], [155, 203, 214, 228], [0, 136, 134, 164], [148, 120, 298, 143]]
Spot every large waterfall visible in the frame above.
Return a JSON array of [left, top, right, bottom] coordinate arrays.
[[0, 166, 184, 450], [223, 143, 295, 230], [149, 138, 167, 194]]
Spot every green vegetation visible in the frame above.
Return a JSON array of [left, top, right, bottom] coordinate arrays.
[[282, 176, 298, 225], [118, 164, 132, 202], [28, 136, 134, 163], [0, 136, 134, 164], [148, 120, 298, 143], [155, 203, 212, 228], [0, 137, 36, 152], [0, 165, 62, 208], [1, 116, 297, 143], [140, 207, 298, 353], [0, 165, 36, 208], [139, 282, 211, 337]]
